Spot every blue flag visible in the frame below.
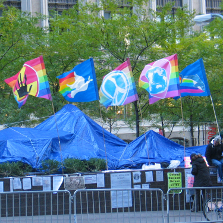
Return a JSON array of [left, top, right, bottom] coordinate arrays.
[[176, 58, 210, 99], [57, 58, 99, 102]]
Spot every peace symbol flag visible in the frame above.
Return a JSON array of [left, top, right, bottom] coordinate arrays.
[[99, 58, 138, 108], [57, 58, 99, 102], [4, 56, 52, 108], [174, 58, 210, 99], [139, 54, 180, 104]]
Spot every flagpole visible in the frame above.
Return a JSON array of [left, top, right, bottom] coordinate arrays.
[[209, 95, 220, 134], [179, 96, 186, 159], [137, 99, 150, 165], [99, 102, 108, 170], [51, 101, 64, 174]]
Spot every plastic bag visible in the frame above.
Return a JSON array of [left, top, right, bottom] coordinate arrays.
[[167, 160, 181, 169]]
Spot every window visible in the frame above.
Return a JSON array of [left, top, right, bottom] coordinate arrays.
[[3, 0, 21, 9], [104, 11, 111, 19], [156, 0, 182, 7], [48, 0, 77, 12], [170, 137, 189, 147], [206, 0, 223, 14], [102, 0, 132, 20], [156, 0, 183, 15]]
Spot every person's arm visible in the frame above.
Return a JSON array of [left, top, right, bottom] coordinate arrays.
[[205, 145, 212, 166], [191, 163, 198, 175]]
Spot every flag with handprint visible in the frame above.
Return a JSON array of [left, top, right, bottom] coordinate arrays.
[[4, 56, 52, 108], [99, 58, 138, 108], [139, 54, 180, 104], [57, 58, 99, 102]]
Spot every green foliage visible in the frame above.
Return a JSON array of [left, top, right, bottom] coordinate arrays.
[[63, 158, 106, 173], [87, 158, 107, 171], [63, 158, 88, 173], [40, 159, 61, 174], [0, 158, 106, 177], [0, 1, 223, 143], [0, 161, 33, 177]]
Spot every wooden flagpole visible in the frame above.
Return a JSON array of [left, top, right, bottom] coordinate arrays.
[[51, 101, 64, 174]]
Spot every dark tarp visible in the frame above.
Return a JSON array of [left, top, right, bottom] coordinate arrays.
[[0, 104, 208, 170]]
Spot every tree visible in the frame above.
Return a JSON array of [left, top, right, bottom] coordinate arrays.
[[0, 1, 222, 146], [0, 7, 54, 126], [75, 1, 200, 138]]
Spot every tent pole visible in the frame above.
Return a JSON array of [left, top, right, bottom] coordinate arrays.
[[99, 103, 108, 170], [51, 101, 64, 174], [209, 95, 220, 135], [138, 99, 150, 165]]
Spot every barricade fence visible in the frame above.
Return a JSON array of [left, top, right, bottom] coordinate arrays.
[[0, 190, 72, 223], [0, 187, 223, 223], [73, 188, 165, 223], [167, 186, 223, 223]]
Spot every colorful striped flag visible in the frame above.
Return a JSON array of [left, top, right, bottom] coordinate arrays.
[[177, 58, 210, 98], [57, 58, 99, 102], [99, 58, 138, 108], [139, 54, 180, 104], [4, 56, 52, 108]]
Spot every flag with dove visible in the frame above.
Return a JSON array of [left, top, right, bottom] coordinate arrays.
[[57, 58, 99, 102]]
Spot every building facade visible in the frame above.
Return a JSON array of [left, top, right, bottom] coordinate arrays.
[[2, 0, 223, 20]]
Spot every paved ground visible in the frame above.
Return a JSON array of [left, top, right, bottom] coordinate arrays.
[[0, 210, 221, 223]]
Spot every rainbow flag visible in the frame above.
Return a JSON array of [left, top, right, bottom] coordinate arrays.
[[57, 58, 99, 102], [139, 54, 180, 104], [99, 58, 138, 108], [4, 56, 52, 108], [176, 58, 210, 98]]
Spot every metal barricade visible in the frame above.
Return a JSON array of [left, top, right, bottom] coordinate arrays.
[[73, 188, 165, 223], [0, 190, 72, 223], [166, 186, 223, 223]]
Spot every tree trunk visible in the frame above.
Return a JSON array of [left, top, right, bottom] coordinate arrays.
[[190, 114, 194, 146], [160, 115, 165, 137]]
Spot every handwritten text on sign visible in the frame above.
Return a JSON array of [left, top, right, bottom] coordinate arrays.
[[168, 172, 182, 194]]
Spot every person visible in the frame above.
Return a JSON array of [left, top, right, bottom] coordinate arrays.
[[190, 153, 212, 212], [205, 135, 223, 181]]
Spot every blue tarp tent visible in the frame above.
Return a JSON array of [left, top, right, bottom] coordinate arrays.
[[185, 145, 207, 157], [0, 104, 209, 170], [0, 127, 73, 168], [118, 130, 185, 169], [34, 104, 127, 169]]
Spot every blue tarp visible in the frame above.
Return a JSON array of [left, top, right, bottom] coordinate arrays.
[[0, 104, 208, 169], [118, 130, 185, 169], [34, 104, 127, 169], [0, 127, 73, 167]]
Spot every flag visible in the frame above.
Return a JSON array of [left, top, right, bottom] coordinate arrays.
[[4, 56, 52, 108], [99, 58, 138, 108], [176, 58, 210, 98], [57, 58, 99, 102], [139, 54, 180, 104]]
